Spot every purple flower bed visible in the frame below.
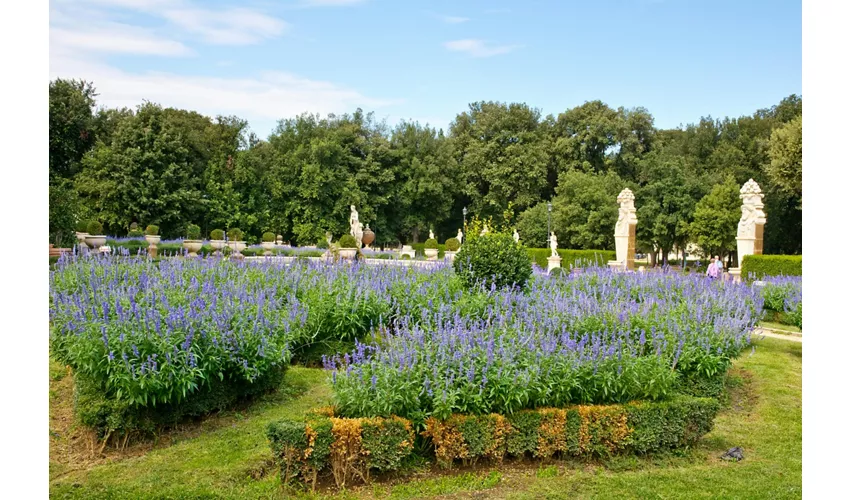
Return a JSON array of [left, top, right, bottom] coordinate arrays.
[[50, 255, 766, 430], [325, 268, 764, 422]]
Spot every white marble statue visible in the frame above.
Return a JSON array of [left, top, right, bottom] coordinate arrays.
[[549, 232, 558, 257], [513, 229, 520, 243], [480, 224, 489, 236], [733, 179, 767, 270], [456, 228, 463, 245], [349, 205, 363, 248], [614, 188, 638, 238], [429, 229, 435, 240], [737, 179, 766, 240]]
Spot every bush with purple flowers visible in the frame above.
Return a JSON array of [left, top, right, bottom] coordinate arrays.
[[325, 269, 763, 423]]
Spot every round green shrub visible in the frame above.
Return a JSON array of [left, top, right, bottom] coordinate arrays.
[[453, 232, 532, 290], [262, 231, 275, 242], [445, 237, 460, 251], [145, 225, 159, 236], [186, 224, 201, 240], [424, 238, 438, 249], [87, 221, 103, 235], [228, 228, 243, 241], [128, 229, 144, 238], [338, 234, 357, 248], [210, 229, 225, 240], [317, 238, 329, 249], [76, 220, 90, 233]]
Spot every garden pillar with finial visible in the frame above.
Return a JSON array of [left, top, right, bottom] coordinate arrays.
[[729, 179, 767, 282], [608, 188, 638, 271]]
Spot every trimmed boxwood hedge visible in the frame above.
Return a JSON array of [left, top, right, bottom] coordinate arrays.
[[741, 254, 802, 279], [268, 396, 719, 489]]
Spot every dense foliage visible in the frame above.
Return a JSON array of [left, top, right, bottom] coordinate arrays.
[[453, 232, 533, 290], [741, 254, 802, 279], [186, 224, 201, 240], [338, 234, 357, 248], [50, 78, 802, 260]]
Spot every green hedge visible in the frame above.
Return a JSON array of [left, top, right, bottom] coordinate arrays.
[[269, 396, 719, 488], [741, 254, 802, 279], [526, 248, 615, 269], [76, 366, 287, 440]]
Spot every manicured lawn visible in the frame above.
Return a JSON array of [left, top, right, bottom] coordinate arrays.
[[49, 336, 801, 499]]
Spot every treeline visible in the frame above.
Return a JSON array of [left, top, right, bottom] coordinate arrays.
[[49, 79, 802, 263]]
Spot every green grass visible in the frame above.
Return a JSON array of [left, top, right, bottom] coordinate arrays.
[[50, 337, 801, 499]]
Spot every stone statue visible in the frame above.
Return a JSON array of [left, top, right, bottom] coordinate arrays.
[[614, 188, 637, 238], [457, 228, 463, 245], [513, 229, 520, 243], [480, 224, 489, 236], [349, 205, 363, 248], [429, 229, 435, 240], [549, 232, 558, 257], [737, 179, 765, 240]]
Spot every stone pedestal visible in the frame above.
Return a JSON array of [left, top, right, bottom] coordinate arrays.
[[613, 188, 638, 271], [399, 245, 416, 260], [734, 179, 767, 274], [607, 260, 625, 271], [728, 267, 742, 283], [148, 245, 158, 258], [547, 255, 562, 272]]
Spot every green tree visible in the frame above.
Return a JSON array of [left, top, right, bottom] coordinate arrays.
[[636, 154, 700, 266], [75, 103, 235, 237], [765, 115, 802, 203], [390, 121, 459, 242], [688, 177, 740, 259], [49, 79, 97, 179], [515, 202, 550, 248], [551, 170, 625, 250], [451, 101, 550, 222]]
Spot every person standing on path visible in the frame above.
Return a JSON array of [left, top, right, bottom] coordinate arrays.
[[706, 257, 719, 279]]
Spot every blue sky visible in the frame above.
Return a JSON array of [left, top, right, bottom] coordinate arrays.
[[49, 0, 801, 139]]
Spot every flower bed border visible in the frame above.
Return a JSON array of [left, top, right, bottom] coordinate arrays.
[[267, 395, 720, 490]]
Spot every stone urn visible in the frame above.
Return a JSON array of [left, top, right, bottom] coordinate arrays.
[[362, 225, 375, 249], [424, 248, 439, 261], [228, 241, 247, 254], [444, 250, 457, 262], [183, 240, 203, 257], [261, 241, 275, 256], [84, 234, 107, 250], [338, 248, 357, 260], [144, 234, 161, 246], [210, 240, 226, 255], [75, 232, 89, 244]]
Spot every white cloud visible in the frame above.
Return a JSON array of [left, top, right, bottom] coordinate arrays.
[[50, 23, 193, 56], [55, 0, 288, 47], [443, 39, 520, 58], [160, 8, 288, 45], [441, 16, 470, 24], [50, 52, 400, 130]]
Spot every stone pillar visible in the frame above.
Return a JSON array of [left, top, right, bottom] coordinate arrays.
[[729, 179, 766, 282], [608, 188, 638, 271], [547, 255, 562, 272]]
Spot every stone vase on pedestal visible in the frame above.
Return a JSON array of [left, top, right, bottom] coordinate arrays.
[[261, 241, 275, 256], [547, 255, 562, 272], [145, 235, 161, 258], [183, 240, 203, 257], [444, 250, 457, 262], [362, 225, 375, 250]]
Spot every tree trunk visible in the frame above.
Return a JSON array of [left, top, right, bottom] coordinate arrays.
[[649, 249, 657, 268], [661, 248, 668, 266], [412, 227, 419, 244]]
